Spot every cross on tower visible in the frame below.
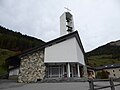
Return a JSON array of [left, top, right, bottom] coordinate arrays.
[[64, 7, 71, 12]]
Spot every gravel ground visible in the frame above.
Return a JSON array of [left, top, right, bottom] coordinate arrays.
[[0, 80, 120, 90]]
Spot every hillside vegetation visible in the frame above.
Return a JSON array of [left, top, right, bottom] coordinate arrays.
[[0, 49, 16, 74], [0, 26, 45, 51], [86, 40, 120, 67], [0, 25, 120, 73], [0, 25, 45, 74]]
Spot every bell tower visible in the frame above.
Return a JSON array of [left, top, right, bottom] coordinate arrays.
[[60, 11, 74, 36]]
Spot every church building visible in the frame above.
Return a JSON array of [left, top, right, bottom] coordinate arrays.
[[8, 12, 87, 83]]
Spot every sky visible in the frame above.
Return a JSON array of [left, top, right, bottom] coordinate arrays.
[[0, 0, 120, 52]]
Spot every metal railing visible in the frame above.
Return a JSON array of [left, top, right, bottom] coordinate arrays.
[[88, 78, 120, 90], [0, 72, 8, 79]]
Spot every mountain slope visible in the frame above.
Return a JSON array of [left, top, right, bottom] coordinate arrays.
[[86, 40, 120, 67], [0, 25, 45, 74], [0, 25, 45, 51], [0, 49, 16, 74]]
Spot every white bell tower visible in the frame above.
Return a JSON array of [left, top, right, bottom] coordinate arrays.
[[60, 11, 74, 36]]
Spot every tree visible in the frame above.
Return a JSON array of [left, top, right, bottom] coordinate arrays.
[[96, 70, 109, 79]]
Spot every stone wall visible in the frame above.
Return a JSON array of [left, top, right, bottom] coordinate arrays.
[[18, 51, 46, 83]]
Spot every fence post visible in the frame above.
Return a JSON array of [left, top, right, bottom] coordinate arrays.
[[109, 78, 115, 90], [88, 79, 94, 90]]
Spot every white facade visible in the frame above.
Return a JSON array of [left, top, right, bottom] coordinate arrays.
[[60, 12, 66, 36], [44, 37, 85, 65], [9, 68, 19, 76], [75, 39, 85, 65]]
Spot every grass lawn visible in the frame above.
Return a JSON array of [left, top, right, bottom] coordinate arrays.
[[0, 48, 16, 74], [88, 54, 120, 67]]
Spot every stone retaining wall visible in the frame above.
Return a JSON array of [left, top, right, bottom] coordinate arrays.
[[18, 51, 46, 83]]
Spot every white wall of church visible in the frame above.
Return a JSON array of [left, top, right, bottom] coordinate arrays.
[[60, 12, 67, 36], [44, 37, 85, 65], [75, 40, 85, 65], [9, 68, 19, 76], [60, 12, 75, 36]]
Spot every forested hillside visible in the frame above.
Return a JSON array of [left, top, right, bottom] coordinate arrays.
[[0, 26, 45, 51], [0, 25, 45, 74], [86, 40, 120, 67], [0, 49, 16, 74]]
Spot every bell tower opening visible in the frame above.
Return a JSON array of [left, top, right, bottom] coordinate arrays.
[[60, 11, 74, 36]]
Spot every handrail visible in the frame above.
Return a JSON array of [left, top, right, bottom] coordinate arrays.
[[0, 72, 8, 79], [88, 78, 120, 90]]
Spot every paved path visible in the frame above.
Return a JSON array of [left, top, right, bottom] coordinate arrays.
[[0, 80, 89, 90], [0, 80, 120, 90]]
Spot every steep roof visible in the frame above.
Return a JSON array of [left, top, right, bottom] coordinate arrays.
[[19, 31, 86, 58], [8, 31, 87, 70]]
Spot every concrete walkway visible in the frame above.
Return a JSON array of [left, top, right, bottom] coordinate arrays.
[[0, 80, 120, 90], [0, 80, 89, 90]]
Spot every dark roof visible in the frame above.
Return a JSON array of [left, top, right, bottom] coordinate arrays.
[[46, 31, 85, 52], [95, 64, 120, 70], [8, 31, 87, 70], [87, 65, 95, 70], [6, 55, 21, 71], [19, 31, 86, 59]]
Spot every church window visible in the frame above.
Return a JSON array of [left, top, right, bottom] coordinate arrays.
[[113, 70, 114, 72]]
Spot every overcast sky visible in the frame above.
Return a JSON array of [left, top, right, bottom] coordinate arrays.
[[0, 0, 120, 52]]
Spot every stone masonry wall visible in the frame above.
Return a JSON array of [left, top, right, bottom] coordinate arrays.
[[18, 51, 46, 83]]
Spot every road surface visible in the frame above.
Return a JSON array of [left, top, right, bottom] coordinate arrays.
[[0, 80, 120, 90]]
